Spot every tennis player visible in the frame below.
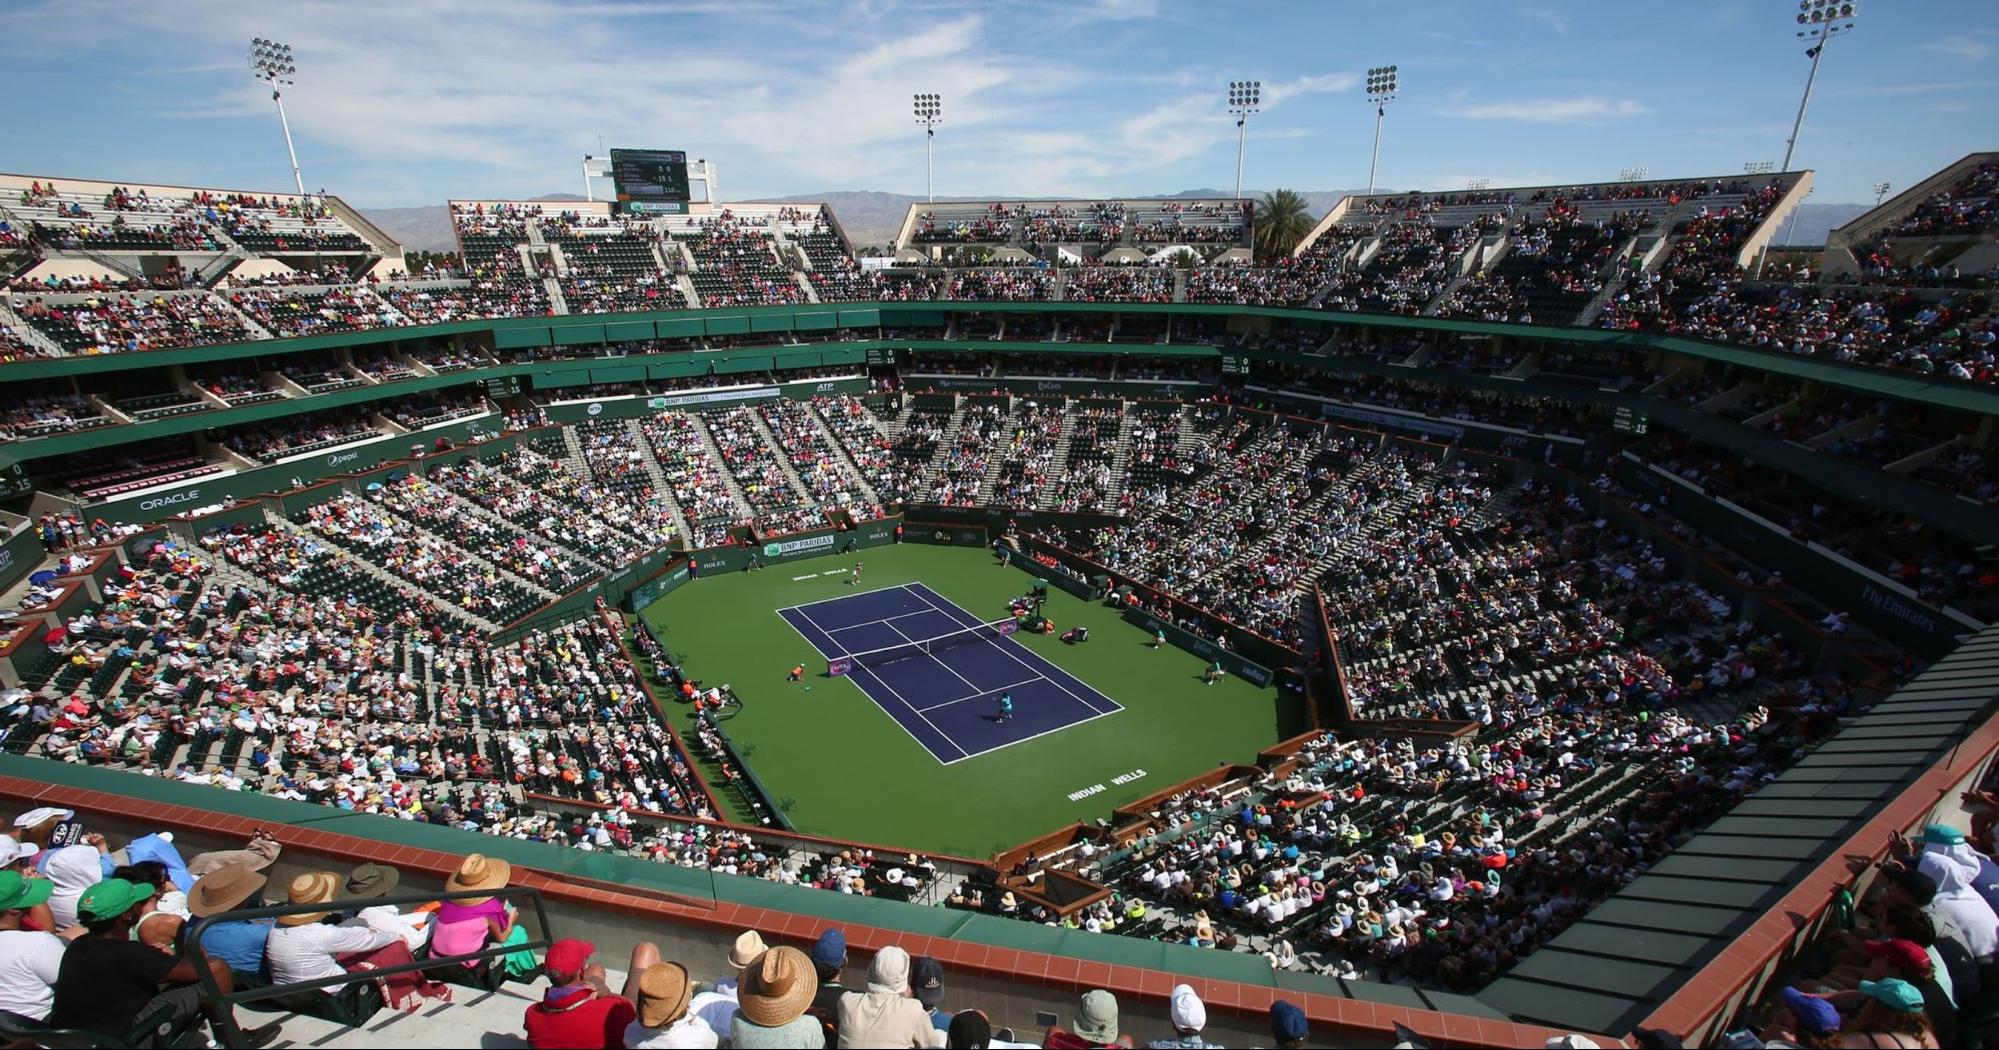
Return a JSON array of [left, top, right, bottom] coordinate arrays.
[[996, 691, 1014, 723], [1205, 659, 1225, 685], [789, 662, 804, 683], [848, 560, 863, 586], [1152, 627, 1166, 650]]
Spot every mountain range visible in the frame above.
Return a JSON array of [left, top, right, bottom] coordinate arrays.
[[360, 191, 1871, 256]]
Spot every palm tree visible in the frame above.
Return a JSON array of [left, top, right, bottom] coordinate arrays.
[[1253, 189, 1314, 265]]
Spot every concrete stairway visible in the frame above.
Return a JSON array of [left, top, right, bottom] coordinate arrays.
[[688, 412, 755, 512], [622, 419, 696, 545], [803, 400, 884, 506]]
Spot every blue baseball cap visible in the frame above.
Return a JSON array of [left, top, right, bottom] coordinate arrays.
[[1271, 1000, 1308, 1042], [1780, 987, 1841, 1035], [810, 927, 846, 967]]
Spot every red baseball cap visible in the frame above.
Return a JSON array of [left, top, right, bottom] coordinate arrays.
[[1864, 937, 1932, 975], [546, 938, 595, 977]]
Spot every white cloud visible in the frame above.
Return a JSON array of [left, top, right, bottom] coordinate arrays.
[[1920, 32, 1994, 62], [1443, 97, 1652, 124], [1515, 7, 1568, 34]]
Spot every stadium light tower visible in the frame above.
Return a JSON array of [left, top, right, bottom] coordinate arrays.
[[1466, 178, 1491, 192], [1873, 180, 1892, 205], [913, 93, 943, 203], [1619, 166, 1650, 182], [1744, 161, 1777, 175], [1781, 0, 1859, 173], [1227, 80, 1261, 199], [1364, 66, 1398, 197], [248, 38, 306, 196]]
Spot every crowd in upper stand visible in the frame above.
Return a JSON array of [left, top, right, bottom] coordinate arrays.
[[3, 169, 1994, 387]]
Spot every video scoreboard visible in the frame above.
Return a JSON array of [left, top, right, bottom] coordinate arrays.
[[610, 149, 691, 213]]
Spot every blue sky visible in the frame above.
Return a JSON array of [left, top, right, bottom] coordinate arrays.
[[1, 0, 1994, 207]]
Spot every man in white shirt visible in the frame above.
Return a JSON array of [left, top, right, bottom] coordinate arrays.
[[0, 871, 65, 1021], [264, 872, 400, 989]]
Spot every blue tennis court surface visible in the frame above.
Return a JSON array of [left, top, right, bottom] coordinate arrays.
[[777, 582, 1122, 764]]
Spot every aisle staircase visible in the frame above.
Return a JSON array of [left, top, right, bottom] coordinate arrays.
[[623, 419, 697, 544]]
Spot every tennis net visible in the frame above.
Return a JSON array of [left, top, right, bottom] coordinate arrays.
[[828, 617, 1020, 676]]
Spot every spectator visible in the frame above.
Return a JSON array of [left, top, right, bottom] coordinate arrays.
[[1045, 989, 1132, 1049], [1145, 985, 1220, 1049], [683, 931, 760, 1036], [1767, 987, 1842, 1047], [948, 1009, 994, 1049], [1269, 1001, 1309, 1050], [0, 871, 64, 1021], [265, 871, 450, 1012], [912, 955, 951, 1031], [524, 937, 660, 1050], [340, 864, 429, 952], [1841, 978, 1940, 1048], [625, 960, 717, 1049], [42, 843, 108, 930], [432, 854, 516, 963], [836, 945, 941, 1048], [48, 878, 279, 1046], [810, 929, 851, 1013], [731, 944, 825, 1049], [187, 863, 271, 979]]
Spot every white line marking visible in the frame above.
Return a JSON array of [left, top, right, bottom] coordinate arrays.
[[883, 618, 986, 696], [818, 569, 845, 577], [824, 609, 946, 638], [915, 676, 1047, 713], [941, 707, 1123, 766], [790, 574, 816, 581], [777, 582, 921, 615], [901, 583, 1121, 716], [785, 603, 968, 762]]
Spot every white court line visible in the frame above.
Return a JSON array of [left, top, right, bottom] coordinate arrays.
[[915, 676, 1047, 713], [824, 608, 942, 637], [901, 583, 1121, 716], [785, 603, 968, 762], [941, 707, 1123, 766], [884, 618, 986, 696], [777, 582, 921, 616]]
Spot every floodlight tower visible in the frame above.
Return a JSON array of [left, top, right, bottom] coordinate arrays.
[[1466, 178, 1492, 192], [1873, 180, 1892, 205], [248, 38, 306, 196], [1227, 80, 1261, 200], [1744, 161, 1776, 175], [1781, 0, 1859, 172], [913, 93, 943, 203], [1619, 166, 1650, 182], [1365, 66, 1398, 197]]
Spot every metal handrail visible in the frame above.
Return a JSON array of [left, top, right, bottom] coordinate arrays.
[[185, 884, 553, 1046]]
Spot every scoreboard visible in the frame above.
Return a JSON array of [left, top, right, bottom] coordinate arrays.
[[610, 149, 691, 211]]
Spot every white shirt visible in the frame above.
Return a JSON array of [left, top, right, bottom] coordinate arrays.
[[624, 1015, 719, 1049], [0, 929, 65, 1020], [265, 921, 398, 988], [343, 906, 429, 951], [689, 988, 739, 1035]]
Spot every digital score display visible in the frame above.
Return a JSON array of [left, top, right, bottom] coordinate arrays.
[[609, 149, 691, 207]]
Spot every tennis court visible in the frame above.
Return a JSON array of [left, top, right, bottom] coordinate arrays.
[[777, 582, 1122, 764]]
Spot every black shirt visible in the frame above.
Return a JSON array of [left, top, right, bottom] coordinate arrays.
[[48, 935, 178, 1034]]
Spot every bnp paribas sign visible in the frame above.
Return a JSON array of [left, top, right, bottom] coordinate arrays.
[[763, 534, 837, 559]]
